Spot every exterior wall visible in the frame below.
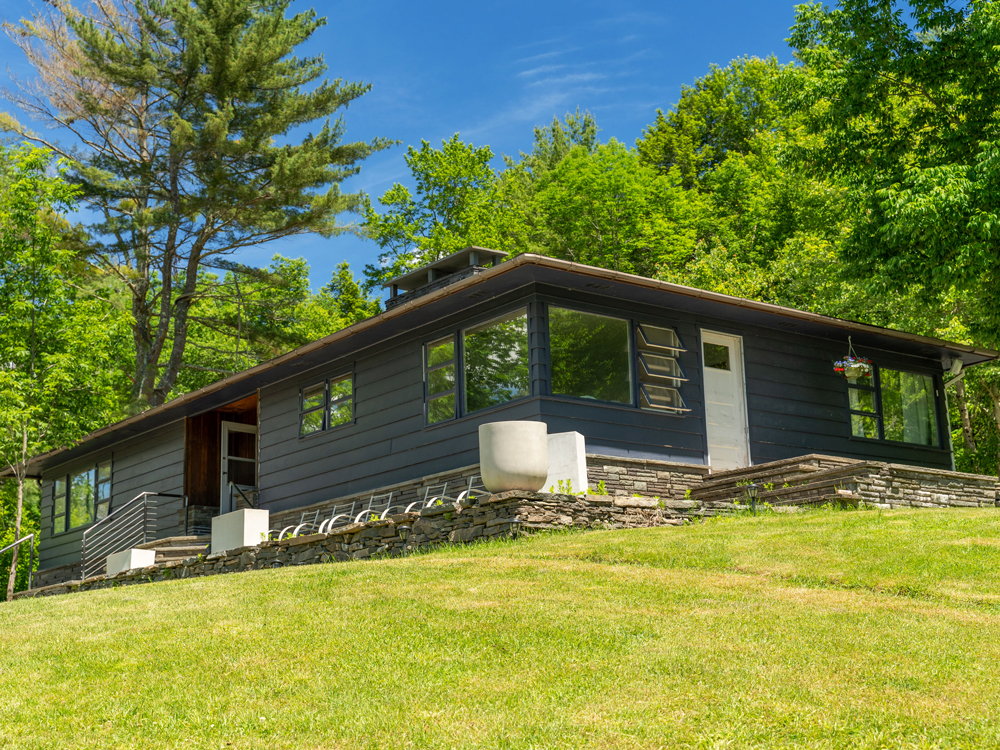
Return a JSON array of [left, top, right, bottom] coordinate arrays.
[[30, 279, 961, 580], [37, 420, 186, 573], [257, 284, 955, 517], [737, 322, 951, 470]]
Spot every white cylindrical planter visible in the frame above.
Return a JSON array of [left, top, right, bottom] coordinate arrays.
[[479, 421, 549, 493]]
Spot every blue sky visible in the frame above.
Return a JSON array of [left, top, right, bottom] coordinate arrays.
[[0, 0, 800, 294]]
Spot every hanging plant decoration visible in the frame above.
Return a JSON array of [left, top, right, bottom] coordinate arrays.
[[834, 336, 872, 379]]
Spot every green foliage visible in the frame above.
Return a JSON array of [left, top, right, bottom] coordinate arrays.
[[321, 263, 381, 325], [3, 0, 393, 407], [788, 1, 1000, 345], [637, 56, 791, 189], [362, 135, 511, 288]]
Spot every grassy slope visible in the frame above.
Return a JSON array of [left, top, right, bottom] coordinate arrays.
[[3, 508, 1000, 749]]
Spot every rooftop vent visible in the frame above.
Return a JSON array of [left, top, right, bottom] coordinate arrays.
[[383, 246, 508, 309]]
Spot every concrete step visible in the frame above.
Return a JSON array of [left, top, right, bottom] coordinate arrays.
[[154, 544, 209, 563], [136, 535, 210, 551], [702, 454, 859, 485]]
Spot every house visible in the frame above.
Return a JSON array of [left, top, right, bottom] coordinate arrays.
[[16, 248, 998, 586]]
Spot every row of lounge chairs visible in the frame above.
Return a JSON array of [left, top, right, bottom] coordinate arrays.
[[269, 474, 489, 541]]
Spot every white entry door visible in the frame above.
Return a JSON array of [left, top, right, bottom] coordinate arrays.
[[220, 421, 258, 513], [701, 330, 750, 471]]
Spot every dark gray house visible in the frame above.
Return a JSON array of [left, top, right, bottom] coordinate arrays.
[[18, 249, 998, 584]]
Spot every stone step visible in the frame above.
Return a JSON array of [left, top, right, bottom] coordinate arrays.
[[154, 544, 209, 563], [136, 535, 210, 551], [702, 454, 859, 484], [695, 463, 826, 494]]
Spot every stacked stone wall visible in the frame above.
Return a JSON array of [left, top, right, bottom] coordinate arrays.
[[585, 455, 709, 500], [15, 491, 702, 601], [850, 464, 998, 509]]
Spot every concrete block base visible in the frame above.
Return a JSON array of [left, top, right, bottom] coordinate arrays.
[[106, 548, 156, 576], [544, 431, 587, 494], [211, 508, 270, 555]]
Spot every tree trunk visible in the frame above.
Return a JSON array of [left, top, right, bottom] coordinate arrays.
[[955, 379, 978, 453], [986, 383, 1000, 476], [5, 474, 24, 602]]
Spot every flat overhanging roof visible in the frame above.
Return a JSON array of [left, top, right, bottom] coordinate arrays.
[[15, 253, 997, 477]]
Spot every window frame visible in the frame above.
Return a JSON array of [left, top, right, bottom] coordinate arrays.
[[845, 363, 944, 449], [547, 304, 634, 407], [460, 307, 532, 416], [50, 459, 114, 536], [298, 370, 355, 439], [424, 334, 458, 425]]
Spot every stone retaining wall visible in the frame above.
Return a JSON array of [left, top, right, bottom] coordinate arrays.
[[585, 455, 709, 500], [15, 492, 701, 601], [851, 463, 998, 509]]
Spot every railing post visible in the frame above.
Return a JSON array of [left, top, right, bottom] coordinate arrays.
[[27, 535, 34, 591]]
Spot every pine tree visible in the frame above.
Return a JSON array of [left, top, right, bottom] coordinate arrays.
[[2, 0, 393, 407]]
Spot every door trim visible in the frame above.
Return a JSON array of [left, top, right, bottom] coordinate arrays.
[[220, 421, 258, 512], [700, 329, 751, 470]]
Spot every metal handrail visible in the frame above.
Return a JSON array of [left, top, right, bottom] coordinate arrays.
[[82, 492, 187, 579], [229, 483, 259, 511], [0, 533, 36, 592]]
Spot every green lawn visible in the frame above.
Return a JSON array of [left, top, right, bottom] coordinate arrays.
[[4, 508, 1000, 749]]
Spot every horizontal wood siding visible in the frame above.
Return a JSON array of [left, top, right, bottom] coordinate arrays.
[[37, 421, 185, 573], [258, 324, 544, 512], [732, 321, 953, 469], [258, 291, 711, 510]]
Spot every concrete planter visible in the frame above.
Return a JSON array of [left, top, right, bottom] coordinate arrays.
[[211, 508, 270, 555], [106, 548, 156, 576], [479, 421, 549, 493]]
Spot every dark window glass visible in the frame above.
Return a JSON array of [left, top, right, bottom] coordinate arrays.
[[301, 383, 325, 411], [426, 336, 457, 424], [640, 383, 685, 410], [300, 408, 324, 436], [428, 393, 456, 424], [299, 374, 353, 436], [328, 375, 353, 428], [95, 461, 111, 521], [637, 323, 683, 351], [427, 339, 455, 367], [300, 382, 326, 437], [428, 367, 455, 396], [880, 369, 939, 446], [636, 323, 688, 413], [53, 478, 67, 534], [851, 413, 879, 440], [69, 469, 94, 528], [550, 307, 631, 404], [464, 311, 530, 412], [703, 343, 730, 370], [844, 364, 939, 447]]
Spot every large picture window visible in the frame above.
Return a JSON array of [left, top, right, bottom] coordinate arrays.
[[846, 366, 939, 447], [463, 310, 530, 413], [52, 460, 111, 534], [549, 307, 631, 404], [299, 373, 354, 437]]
